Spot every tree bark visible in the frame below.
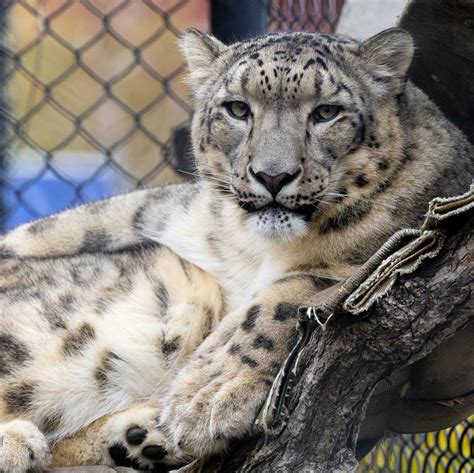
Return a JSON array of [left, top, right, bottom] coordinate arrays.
[[209, 217, 473, 472]]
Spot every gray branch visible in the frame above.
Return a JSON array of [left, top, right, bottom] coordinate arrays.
[[209, 217, 473, 472]]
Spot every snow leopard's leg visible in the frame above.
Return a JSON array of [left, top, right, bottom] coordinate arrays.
[[109, 273, 336, 467], [0, 419, 52, 473], [0, 182, 200, 259]]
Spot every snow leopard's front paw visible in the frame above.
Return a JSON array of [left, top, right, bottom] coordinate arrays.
[[106, 404, 188, 470], [158, 340, 276, 459], [0, 419, 52, 473], [109, 298, 299, 465]]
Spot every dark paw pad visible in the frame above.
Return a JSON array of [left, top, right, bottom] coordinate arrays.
[[108, 443, 141, 469], [126, 426, 148, 446], [142, 445, 168, 461]]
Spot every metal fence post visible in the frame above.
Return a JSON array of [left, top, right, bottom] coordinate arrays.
[[211, 0, 268, 43]]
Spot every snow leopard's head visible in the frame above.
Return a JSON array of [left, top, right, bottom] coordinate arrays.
[[181, 28, 414, 241]]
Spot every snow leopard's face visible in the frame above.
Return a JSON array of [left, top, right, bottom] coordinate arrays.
[[182, 29, 413, 241]]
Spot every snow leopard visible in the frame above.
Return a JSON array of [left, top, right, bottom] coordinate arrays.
[[0, 28, 472, 471]]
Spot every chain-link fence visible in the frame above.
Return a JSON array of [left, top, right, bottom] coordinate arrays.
[[0, 1, 471, 471], [360, 417, 473, 473], [266, 0, 345, 32], [0, 0, 209, 230]]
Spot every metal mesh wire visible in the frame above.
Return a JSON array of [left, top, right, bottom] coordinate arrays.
[[359, 416, 473, 473], [0, 0, 207, 230], [0, 2, 471, 472], [266, 0, 346, 32]]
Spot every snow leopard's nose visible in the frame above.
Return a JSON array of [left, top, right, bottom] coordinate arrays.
[[250, 168, 301, 197]]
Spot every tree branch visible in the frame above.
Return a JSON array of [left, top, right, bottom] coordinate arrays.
[[210, 216, 473, 472]]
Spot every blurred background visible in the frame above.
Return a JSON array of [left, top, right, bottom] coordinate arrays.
[[0, 1, 471, 471]]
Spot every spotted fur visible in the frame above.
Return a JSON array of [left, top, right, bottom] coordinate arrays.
[[0, 28, 472, 471]]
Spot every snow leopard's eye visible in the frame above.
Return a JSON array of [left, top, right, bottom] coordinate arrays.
[[311, 104, 342, 123], [224, 101, 250, 120]]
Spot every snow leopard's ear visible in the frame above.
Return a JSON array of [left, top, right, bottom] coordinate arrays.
[[358, 28, 414, 93], [180, 29, 227, 84]]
